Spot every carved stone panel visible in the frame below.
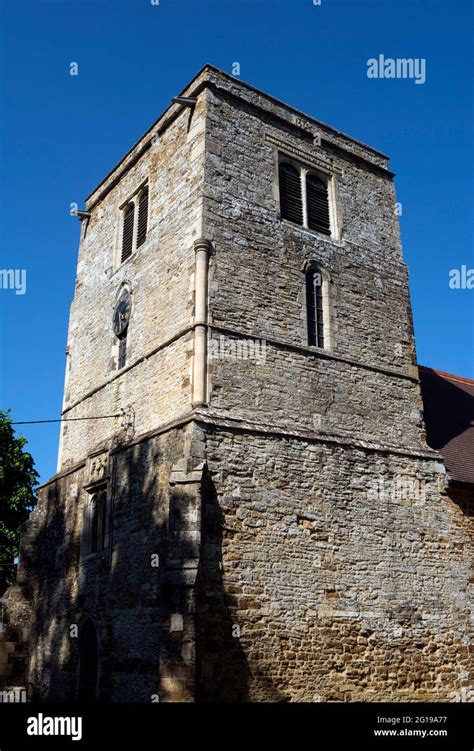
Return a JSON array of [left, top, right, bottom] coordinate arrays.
[[86, 451, 109, 486]]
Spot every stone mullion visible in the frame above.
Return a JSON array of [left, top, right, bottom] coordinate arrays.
[[301, 167, 308, 228]]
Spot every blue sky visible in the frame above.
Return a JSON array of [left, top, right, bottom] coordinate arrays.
[[0, 0, 473, 483]]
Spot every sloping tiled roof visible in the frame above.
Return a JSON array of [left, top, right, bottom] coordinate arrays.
[[419, 366, 474, 485]]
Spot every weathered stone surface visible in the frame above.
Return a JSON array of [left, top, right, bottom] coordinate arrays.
[[1, 65, 471, 703], [198, 428, 472, 701]]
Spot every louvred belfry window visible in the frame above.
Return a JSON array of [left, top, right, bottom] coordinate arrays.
[[306, 173, 330, 235], [136, 186, 148, 248], [121, 202, 135, 263], [278, 156, 334, 237], [279, 162, 303, 225]]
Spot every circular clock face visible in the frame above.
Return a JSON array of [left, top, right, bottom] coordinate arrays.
[[113, 291, 131, 337]]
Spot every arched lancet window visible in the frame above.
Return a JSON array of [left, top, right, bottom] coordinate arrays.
[[117, 331, 127, 370], [306, 173, 330, 235], [91, 491, 106, 553], [83, 489, 107, 556], [136, 186, 148, 248], [78, 618, 98, 703], [279, 162, 303, 225], [121, 202, 135, 263], [305, 264, 326, 349]]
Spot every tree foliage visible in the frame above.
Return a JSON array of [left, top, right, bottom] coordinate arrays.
[[0, 410, 39, 579]]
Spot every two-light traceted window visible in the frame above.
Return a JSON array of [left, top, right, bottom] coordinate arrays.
[[279, 161, 331, 236]]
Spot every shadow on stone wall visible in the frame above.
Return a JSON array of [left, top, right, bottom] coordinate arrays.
[[4, 436, 172, 702], [6, 481, 75, 699], [3, 431, 285, 702], [195, 469, 285, 702]]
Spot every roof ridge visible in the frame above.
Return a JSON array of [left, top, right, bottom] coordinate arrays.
[[418, 364, 474, 385]]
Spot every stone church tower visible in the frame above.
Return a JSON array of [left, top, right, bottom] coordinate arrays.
[[1, 66, 472, 702]]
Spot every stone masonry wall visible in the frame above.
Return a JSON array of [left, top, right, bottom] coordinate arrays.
[[202, 78, 425, 451], [6, 422, 204, 702], [199, 427, 472, 702], [194, 69, 472, 702], [59, 74, 210, 467]]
